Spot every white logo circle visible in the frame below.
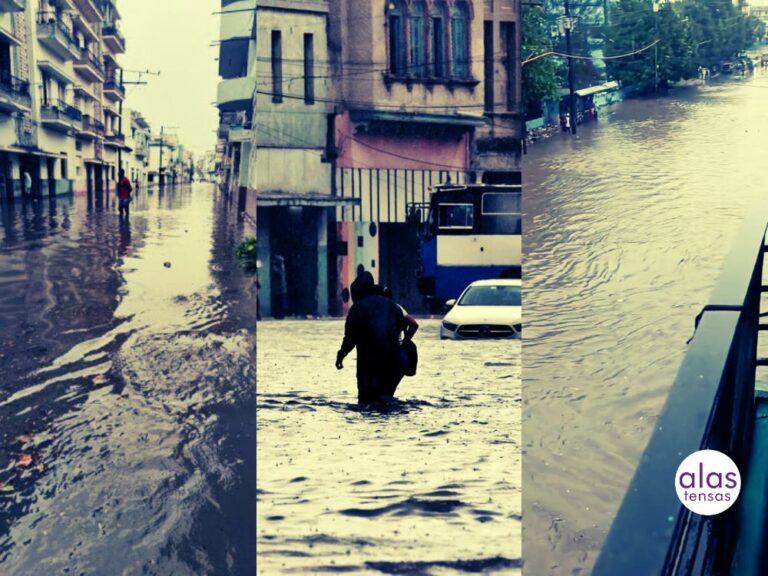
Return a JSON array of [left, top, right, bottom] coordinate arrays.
[[675, 449, 740, 516]]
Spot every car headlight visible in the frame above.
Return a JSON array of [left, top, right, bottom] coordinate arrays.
[[442, 321, 458, 331]]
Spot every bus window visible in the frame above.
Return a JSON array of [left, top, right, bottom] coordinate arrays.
[[481, 192, 520, 215], [438, 203, 474, 229]]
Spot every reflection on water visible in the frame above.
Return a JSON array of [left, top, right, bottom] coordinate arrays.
[[523, 75, 768, 574], [257, 320, 521, 575], [0, 185, 256, 574]]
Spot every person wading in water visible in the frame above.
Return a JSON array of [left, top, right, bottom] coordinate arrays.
[[335, 272, 411, 403]]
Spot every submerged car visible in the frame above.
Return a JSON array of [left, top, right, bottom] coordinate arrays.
[[439, 279, 522, 340]]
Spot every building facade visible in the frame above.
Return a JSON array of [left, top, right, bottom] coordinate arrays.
[[0, 0, 131, 201], [242, 0, 522, 318]]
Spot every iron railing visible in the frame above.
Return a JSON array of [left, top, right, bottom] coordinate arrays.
[[36, 10, 79, 49], [0, 70, 31, 106], [103, 77, 125, 97], [81, 114, 104, 134], [593, 204, 768, 575]]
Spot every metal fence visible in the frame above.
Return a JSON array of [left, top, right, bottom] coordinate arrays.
[[593, 205, 768, 575]]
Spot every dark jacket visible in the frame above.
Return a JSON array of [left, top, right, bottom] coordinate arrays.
[[338, 273, 405, 385]]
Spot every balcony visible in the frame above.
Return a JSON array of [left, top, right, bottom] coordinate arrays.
[[78, 113, 104, 140], [0, 0, 25, 11], [0, 72, 31, 114], [216, 76, 256, 112], [40, 99, 82, 133], [37, 12, 82, 61], [134, 143, 149, 159], [104, 131, 124, 148], [73, 0, 102, 23], [102, 23, 125, 53], [103, 77, 124, 101], [73, 50, 104, 82]]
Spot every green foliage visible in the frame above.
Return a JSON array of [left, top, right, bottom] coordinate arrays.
[[523, 6, 563, 120], [236, 236, 258, 275], [605, 0, 763, 92], [522, 0, 766, 107]]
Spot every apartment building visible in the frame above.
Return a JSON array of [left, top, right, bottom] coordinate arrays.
[[0, 0, 128, 201], [247, 0, 522, 318]]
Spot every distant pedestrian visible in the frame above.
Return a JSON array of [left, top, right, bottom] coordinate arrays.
[[117, 169, 133, 219], [336, 272, 409, 403], [565, 113, 571, 131], [560, 114, 567, 132], [22, 171, 32, 196], [271, 255, 288, 319]]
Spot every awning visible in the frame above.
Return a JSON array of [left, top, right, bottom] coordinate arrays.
[[258, 193, 360, 207], [349, 109, 486, 128], [575, 81, 620, 97]]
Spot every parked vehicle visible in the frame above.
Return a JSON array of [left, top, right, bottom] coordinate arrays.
[[439, 279, 522, 340]]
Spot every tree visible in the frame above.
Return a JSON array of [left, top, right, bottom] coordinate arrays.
[[522, 6, 563, 120]]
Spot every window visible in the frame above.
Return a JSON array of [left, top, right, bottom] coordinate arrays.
[[304, 33, 314, 104], [501, 22, 517, 111], [481, 192, 520, 215], [430, 3, 447, 77], [271, 30, 282, 103], [388, 2, 405, 75], [451, 2, 470, 79], [484, 21, 493, 111], [438, 203, 474, 229], [61, 158, 68, 179], [409, 2, 426, 77]]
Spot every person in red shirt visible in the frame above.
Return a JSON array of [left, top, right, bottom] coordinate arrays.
[[117, 169, 133, 219]]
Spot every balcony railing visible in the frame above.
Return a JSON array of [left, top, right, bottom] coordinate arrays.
[[102, 22, 125, 53], [593, 204, 768, 575], [74, 50, 105, 81], [105, 131, 125, 145], [36, 12, 81, 61], [81, 114, 105, 134], [103, 77, 125, 99], [0, 71, 31, 108]]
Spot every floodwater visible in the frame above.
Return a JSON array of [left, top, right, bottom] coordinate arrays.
[[256, 320, 521, 575], [523, 73, 768, 574], [0, 184, 256, 574]]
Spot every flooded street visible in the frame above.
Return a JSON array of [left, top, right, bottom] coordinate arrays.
[[0, 184, 256, 574], [257, 320, 521, 575], [523, 74, 768, 574]]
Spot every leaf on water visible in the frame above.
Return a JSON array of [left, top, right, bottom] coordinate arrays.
[[92, 374, 108, 385], [18, 454, 32, 468], [0, 483, 14, 493], [16, 434, 32, 444]]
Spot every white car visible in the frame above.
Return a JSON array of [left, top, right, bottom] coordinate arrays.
[[439, 279, 522, 340]]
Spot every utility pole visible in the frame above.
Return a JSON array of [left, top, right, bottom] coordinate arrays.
[[653, 1, 660, 93], [562, 3, 578, 135], [159, 126, 164, 188], [116, 69, 158, 175]]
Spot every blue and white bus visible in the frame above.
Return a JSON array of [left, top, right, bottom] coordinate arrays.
[[416, 183, 522, 305]]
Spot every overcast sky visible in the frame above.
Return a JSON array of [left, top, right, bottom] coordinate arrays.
[[119, 0, 221, 156]]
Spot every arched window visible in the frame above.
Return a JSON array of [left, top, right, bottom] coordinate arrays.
[[450, 1, 470, 79], [409, 1, 426, 77], [388, 1, 406, 76], [430, 1, 448, 77]]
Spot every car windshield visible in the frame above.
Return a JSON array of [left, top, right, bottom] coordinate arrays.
[[458, 285, 521, 306]]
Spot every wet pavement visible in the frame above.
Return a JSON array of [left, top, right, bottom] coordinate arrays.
[[523, 73, 768, 575], [0, 184, 256, 575], [256, 319, 521, 575]]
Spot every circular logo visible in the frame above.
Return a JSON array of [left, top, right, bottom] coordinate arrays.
[[675, 450, 741, 516]]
